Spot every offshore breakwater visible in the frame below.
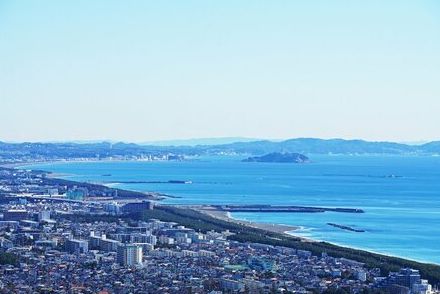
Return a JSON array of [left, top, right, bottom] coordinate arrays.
[[212, 205, 364, 213]]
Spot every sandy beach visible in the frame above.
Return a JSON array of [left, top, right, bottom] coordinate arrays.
[[193, 205, 299, 235]]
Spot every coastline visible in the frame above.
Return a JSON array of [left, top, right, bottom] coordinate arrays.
[[192, 206, 440, 266], [2, 160, 440, 268], [191, 205, 318, 244], [0, 159, 81, 169], [1, 157, 185, 169], [195, 206, 300, 235]]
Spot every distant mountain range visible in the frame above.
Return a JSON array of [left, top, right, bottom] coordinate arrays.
[[208, 138, 425, 155], [1, 138, 440, 162], [139, 137, 263, 146]]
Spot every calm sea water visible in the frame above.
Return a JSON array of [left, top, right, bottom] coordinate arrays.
[[27, 155, 440, 264]]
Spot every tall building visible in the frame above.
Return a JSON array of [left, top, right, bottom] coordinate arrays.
[[88, 233, 121, 252], [38, 211, 50, 222], [3, 209, 28, 221], [66, 187, 88, 201], [117, 244, 143, 266], [412, 280, 432, 294], [103, 202, 121, 215], [121, 201, 154, 214], [65, 239, 89, 254], [395, 268, 422, 289], [380, 268, 431, 294], [47, 188, 58, 196]]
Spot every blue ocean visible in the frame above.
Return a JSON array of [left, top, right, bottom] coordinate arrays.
[[27, 155, 440, 264]]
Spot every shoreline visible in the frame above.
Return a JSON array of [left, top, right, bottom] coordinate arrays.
[[191, 205, 440, 267], [192, 205, 318, 243], [1, 157, 188, 169], [195, 206, 300, 235], [2, 160, 440, 267], [288, 230, 440, 266], [193, 205, 440, 266]]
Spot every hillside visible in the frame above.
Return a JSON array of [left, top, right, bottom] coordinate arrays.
[[242, 152, 310, 163]]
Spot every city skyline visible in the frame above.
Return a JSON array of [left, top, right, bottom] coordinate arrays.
[[1, 1, 440, 142]]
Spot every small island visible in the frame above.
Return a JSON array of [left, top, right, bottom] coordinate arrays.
[[242, 152, 309, 163]]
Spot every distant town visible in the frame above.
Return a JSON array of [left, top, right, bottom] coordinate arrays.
[[1, 138, 440, 166], [0, 165, 438, 293]]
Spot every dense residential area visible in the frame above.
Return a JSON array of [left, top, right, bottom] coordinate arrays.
[[0, 196, 434, 293], [0, 167, 438, 293]]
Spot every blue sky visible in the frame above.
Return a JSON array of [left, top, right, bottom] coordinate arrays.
[[1, 1, 439, 142]]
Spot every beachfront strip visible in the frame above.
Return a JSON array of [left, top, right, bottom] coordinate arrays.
[[0, 198, 436, 294]]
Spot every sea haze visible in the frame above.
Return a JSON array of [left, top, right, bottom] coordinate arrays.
[[27, 155, 440, 264]]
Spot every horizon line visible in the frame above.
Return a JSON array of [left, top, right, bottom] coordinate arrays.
[[0, 137, 436, 146]]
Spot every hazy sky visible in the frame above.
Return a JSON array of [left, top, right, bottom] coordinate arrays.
[[1, 1, 439, 142]]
